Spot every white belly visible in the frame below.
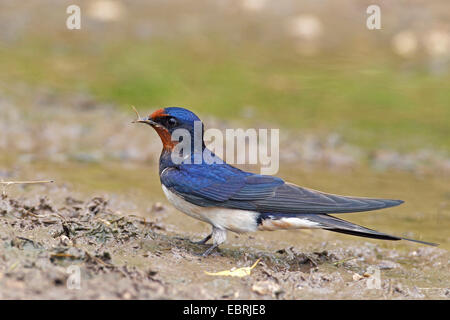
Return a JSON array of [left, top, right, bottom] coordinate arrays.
[[162, 185, 259, 233]]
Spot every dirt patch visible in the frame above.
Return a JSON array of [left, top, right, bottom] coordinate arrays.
[[0, 192, 448, 299]]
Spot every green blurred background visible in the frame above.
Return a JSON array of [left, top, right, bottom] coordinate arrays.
[[0, 0, 449, 152]]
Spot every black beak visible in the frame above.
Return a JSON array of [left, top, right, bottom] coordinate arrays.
[[133, 117, 160, 127]]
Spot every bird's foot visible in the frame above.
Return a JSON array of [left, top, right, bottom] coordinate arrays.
[[201, 244, 219, 257]]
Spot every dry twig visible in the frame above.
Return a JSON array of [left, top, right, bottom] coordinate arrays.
[[1, 180, 54, 197], [131, 105, 141, 123]]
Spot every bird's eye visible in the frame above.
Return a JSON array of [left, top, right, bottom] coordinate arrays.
[[167, 117, 178, 127]]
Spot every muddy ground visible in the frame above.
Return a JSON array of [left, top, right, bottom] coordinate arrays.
[[0, 85, 449, 300], [0, 187, 448, 300]]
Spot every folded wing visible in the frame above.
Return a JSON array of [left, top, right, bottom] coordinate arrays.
[[161, 165, 403, 214]]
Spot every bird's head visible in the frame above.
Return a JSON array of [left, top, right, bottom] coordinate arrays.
[[134, 107, 203, 151]]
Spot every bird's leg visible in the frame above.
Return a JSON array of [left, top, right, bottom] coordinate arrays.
[[201, 227, 227, 257], [193, 233, 212, 245], [175, 232, 212, 245]]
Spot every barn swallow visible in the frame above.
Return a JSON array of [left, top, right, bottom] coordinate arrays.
[[134, 107, 436, 256]]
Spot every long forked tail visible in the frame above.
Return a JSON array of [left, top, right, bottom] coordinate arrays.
[[259, 213, 438, 246], [313, 214, 437, 246]]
